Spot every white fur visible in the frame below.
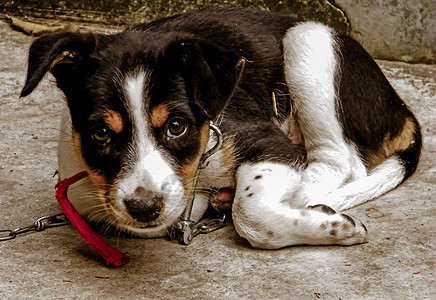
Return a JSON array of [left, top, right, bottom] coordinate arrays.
[[107, 70, 186, 236], [198, 132, 236, 190], [310, 156, 406, 211], [282, 23, 367, 201], [232, 162, 368, 249]]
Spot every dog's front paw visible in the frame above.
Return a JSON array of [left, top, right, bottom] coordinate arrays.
[[309, 204, 368, 246]]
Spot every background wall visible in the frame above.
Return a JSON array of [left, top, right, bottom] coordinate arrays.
[[336, 0, 435, 63], [1, 0, 435, 63]]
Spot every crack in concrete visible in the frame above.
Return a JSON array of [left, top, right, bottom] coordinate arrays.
[[327, 0, 351, 34]]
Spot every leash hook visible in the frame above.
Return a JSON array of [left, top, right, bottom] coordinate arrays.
[[173, 122, 226, 245]]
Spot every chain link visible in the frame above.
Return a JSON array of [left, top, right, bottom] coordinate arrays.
[[0, 213, 70, 241]]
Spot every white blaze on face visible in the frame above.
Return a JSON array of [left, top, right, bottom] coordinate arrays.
[[109, 69, 185, 237]]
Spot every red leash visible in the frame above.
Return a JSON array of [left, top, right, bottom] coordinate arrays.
[[55, 171, 130, 267]]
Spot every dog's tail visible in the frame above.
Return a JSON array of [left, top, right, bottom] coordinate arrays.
[[330, 113, 422, 211], [396, 114, 423, 181], [330, 156, 405, 211], [332, 138, 421, 212]]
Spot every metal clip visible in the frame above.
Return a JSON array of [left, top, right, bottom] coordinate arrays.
[[174, 214, 226, 245], [173, 122, 226, 245], [199, 123, 223, 168]]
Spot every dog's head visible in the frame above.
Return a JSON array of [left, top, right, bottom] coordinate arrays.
[[21, 31, 242, 236]]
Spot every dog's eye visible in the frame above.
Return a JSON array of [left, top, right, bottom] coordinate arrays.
[[91, 126, 111, 144], [167, 118, 188, 138]]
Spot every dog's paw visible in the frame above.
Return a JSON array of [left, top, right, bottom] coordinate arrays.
[[309, 204, 368, 245]]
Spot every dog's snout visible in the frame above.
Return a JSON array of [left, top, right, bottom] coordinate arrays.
[[124, 192, 164, 223]]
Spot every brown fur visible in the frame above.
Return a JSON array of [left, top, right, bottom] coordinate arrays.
[[72, 130, 109, 195], [220, 137, 238, 175], [50, 51, 77, 70], [180, 121, 210, 195], [150, 104, 170, 128], [365, 118, 417, 169], [104, 110, 124, 134]]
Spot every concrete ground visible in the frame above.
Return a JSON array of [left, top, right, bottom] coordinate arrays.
[[0, 19, 435, 299]]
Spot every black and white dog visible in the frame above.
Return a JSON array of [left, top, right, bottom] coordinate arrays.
[[21, 8, 421, 248]]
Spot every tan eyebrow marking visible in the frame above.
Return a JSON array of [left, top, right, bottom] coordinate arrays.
[[104, 110, 124, 134], [151, 104, 170, 128]]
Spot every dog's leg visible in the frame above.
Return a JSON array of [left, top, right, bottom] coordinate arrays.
[[282, 23, 367, 207], [232, 162, 368, 249]]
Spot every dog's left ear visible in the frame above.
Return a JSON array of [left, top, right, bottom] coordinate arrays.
[[167, 41, 245, 120], [20, 32, 97, 97]]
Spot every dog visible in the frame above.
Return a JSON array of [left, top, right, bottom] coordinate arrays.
[[20, 8, 421, 249]]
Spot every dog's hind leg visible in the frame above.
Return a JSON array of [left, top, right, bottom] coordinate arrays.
[[230, 123, 367, 248], [282, 22, 367, 206], [282, 22, 421, 211], [232, 162, 368, 248]]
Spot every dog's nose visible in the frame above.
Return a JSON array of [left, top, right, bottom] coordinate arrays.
[[124, 193, 164, 223]]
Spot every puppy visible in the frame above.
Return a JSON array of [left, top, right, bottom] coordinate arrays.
[[21, 8, 421, 248]]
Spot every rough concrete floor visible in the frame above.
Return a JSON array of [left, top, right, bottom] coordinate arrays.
[[0, 20, 435, 299]]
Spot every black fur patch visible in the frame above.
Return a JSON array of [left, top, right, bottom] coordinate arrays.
[[21, 7, 421, 183]]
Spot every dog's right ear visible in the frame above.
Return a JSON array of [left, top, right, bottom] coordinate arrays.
[[160, 40, 245, 120], [20, 32, 97, 97]]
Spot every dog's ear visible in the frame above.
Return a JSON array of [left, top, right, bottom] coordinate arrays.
[[20, 32, 97, 97], [167, 41, 245, 120]]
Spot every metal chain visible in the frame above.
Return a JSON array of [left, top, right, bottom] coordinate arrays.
[[173, 213, 226, 245], [0, 213, 70, 241], [173, 122, 227, 245]]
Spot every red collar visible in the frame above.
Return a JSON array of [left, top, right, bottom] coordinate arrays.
[[55, 172, 130, 267]]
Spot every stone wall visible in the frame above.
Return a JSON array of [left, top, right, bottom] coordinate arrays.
[[336, 0, 435, 63], [1, 0, 434, 63]]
